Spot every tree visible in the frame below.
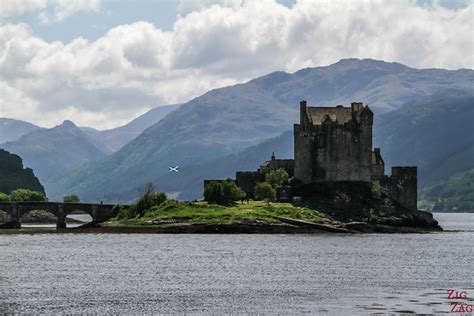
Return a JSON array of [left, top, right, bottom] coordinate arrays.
[[136, 192, 167, 217], [63, 195, 80, 203], [133, 182, 167, 216], [9, 189, 47, 202], [254, 182, 276, 201], [0, 192, 10, 201], [222, 179, 246, 203], [204, 179, 244, 205], [138, 182, 156, 197], [204, 181, 225, 205], [265, 168, 289, 188]]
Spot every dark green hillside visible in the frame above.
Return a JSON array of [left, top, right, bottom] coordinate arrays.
[[420, 169, 474, 212], [100, 131, 293, 203], [375, 90, 474, 186], [0, 149, 45, 194]]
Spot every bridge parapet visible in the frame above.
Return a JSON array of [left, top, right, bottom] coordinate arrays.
[[0, 202, 120, 229]]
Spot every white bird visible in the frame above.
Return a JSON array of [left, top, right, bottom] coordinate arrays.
[[169, 166, 179, 173]]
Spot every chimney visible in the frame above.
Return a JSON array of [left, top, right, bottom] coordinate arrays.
[[300, 100, 307, 125], [351, 102, 363, 112]]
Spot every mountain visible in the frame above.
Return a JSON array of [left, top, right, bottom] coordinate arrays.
[[252, 58, 473, 112], [374, 90, 474, 211], [46, 59, 474, 202], [0, 149, 45, 195], [374, 90, 474, 186], [82, 104, 181, 153], [0, 120, 107, 181], [0, 118, 40, 143], [100, 131, 294, 203], [420, 168, 474, 212]]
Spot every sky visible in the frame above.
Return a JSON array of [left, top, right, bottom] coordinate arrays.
[[0, 0, 473, 130]]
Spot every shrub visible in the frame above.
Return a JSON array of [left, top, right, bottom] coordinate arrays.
[[288, 177, 301, 187], [0, 192, 10, 201], [254, 182, 276, 201], [204, 180, 245, 205], [222, 179, 246, 203], [136, 192, 167, 216], [153, 199, 181, 212], [265, 168, 289, 188], [116, 206, 139, 220], [204, 181, 225, 204], [111, 204, 123, 218], [9, 189, 47, 202], [63, 194, 80, 203], [371, 181, 381, 200]]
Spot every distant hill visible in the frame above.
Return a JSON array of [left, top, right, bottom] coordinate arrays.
[[82, 104, 181, 153], [420, 169, 474, 212], [99, 131, 294, 203], [46, 59, 474, 202], [0, 118, 40, 143], [374, 90, 474, 186], [0, 149, 44, 194], [0, 120, 107, 181]]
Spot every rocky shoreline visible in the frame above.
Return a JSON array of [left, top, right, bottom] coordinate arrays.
[[0, 219, 443, 235]]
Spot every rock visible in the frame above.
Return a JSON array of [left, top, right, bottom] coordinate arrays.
[[0, 220, 21, 229], [275, 216, 356, 233], [343, 222, 372, 232]]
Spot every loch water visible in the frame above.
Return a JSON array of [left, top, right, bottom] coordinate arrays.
[[0, 213, 473, 314]]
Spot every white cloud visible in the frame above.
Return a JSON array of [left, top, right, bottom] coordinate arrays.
[[0, 81, 40, 121], [0, 0, 46, 20], [0, 0, 101, 23], [39, 0, 101, 23], [0, 0, 472, 129], [177, 0, 243, 16]]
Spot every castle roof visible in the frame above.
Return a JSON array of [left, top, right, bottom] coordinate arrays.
[[306, 106, 352, 125]]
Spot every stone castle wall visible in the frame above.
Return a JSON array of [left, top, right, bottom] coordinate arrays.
[[235, 171, 265, 198], [380, 166, 418, 212]]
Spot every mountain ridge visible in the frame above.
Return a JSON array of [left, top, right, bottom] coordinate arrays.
[[82, 104, 181, 153], [0, 118, 41, 144], [0, 120, 107, 181]]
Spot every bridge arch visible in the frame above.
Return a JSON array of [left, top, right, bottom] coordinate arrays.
[[0, 202, 118, 229], [20, 209, 57, 224], [18, 204, 58, 218], [0, 209, 11, 223]]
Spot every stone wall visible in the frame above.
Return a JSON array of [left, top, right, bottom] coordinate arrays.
[[235, 172, 265, 198], [390, 166, 418, 211], [371, 148, 385, 180]]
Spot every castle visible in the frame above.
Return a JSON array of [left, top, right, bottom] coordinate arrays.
[[205, 100, 418, 213]]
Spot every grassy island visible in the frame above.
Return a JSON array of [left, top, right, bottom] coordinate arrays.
[[107, 200, 325, 227]]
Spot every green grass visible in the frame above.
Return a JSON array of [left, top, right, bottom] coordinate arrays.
[[107, 200, 324, 226]]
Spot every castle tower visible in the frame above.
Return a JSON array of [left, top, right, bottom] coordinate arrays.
[[294, 101, 374, 183]]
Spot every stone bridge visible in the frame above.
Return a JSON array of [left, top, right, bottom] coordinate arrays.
[[0, 202, 118, 229]]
